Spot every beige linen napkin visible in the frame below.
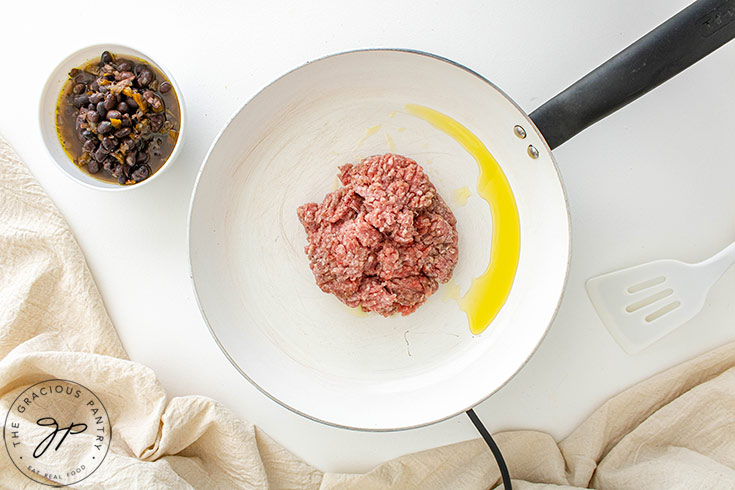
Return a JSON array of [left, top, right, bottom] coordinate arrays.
[[1, 134, 735, 489]]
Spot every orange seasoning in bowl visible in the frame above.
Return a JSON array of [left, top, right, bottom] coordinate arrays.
[[55, 50, 180, 185]]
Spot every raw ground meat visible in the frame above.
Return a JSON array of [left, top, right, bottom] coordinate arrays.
[[297, 153, 459, 316]]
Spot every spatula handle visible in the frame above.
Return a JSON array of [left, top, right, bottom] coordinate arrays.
[[530, 0, 735, 150], [701, 241, 735, 276]]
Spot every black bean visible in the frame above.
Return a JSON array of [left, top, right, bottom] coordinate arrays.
[[122, 137, 135, 150], [73, 73, 87, 84], [149, 113, 164, 132], [118, 175, 127, 185], [151, 96, 163, 112], [83, 139, 97, 152], [159, 81, 172, 94], [125, 151, 137, 166], [130, 164, 151, 182], [87, 103, 96, 111], [94, 145, 108, 162], [126, 96, 139, 110], [89, 92, 104, 104], [98, 83, 109, 94], [121, 114, 133, 127], [116, 59, 134, 72], [90, 80, 100, 91], [114, 127, 131, 138], [97, 121, 112, 134], [73, 83, 86, 95], [87, 159, 101, 174], [117, 101, 129, 113], [111, 163, 124, 178], [96, 101, 107, 119], [101, 51, 113, 64], [106, 110, 122, 120], [137, 70, 153, 87], [82, 129, 96, 140], [136, 151, 149, 164], [102, 136, 118, 151], [72, 94, 90, 108], [104, 93, 117, 110], [87, 111, 100, 124]]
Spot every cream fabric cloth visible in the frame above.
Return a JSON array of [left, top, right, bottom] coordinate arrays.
[[1, 134, 735, 489]]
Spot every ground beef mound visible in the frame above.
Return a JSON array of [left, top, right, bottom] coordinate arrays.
[[297, 153, 459, 316]]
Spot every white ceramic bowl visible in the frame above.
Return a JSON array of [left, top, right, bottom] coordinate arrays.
[[39, 43, 185, 191]]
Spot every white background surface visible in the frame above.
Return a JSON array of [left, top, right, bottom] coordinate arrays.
[[1, 0, 734, 474]]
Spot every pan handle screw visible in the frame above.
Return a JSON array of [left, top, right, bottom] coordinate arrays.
[[527, 145, 539, 159], [513, 125, 527, 139]]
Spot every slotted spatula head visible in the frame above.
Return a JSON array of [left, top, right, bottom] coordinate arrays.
[[586, 243, 735, 354]]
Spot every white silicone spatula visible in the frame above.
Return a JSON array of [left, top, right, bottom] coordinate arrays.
[[586, 242, 735, 354]]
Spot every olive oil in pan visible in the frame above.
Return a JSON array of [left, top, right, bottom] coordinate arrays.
[[406, 104, 521, 335]]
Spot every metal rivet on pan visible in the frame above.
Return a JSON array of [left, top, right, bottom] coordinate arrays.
[[513, 125, 527, 139], [527, 145, 539, 159]]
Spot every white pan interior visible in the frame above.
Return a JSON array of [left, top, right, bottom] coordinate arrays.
[[189, 50, 570, 430]]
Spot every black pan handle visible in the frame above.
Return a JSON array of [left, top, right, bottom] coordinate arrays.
[[530, 0, 735, 150]]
